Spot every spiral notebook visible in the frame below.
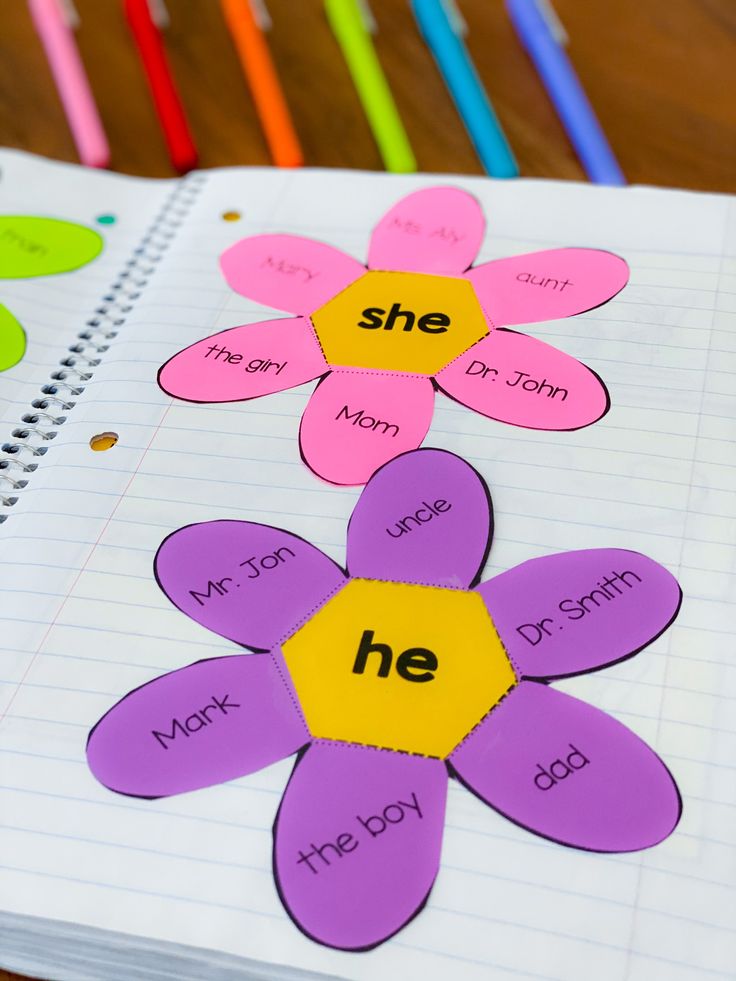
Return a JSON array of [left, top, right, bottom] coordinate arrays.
[[0, 149, 735, 981]]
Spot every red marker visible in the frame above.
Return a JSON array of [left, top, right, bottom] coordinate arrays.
[[124, 0, 198, 173]]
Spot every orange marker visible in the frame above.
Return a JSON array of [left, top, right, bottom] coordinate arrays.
[[220, 0, 303, 167]]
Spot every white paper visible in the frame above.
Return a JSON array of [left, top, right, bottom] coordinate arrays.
[[1, 153, 735, 981]]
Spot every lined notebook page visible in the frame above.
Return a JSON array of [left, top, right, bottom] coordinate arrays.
[[1, 165, 735, 981], [0, 151, 172, 427]]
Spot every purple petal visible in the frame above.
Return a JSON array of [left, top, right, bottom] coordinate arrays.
[[220, 235, 365, 314], [87, 653, 307, 798], [155, 521, 347, 650], [478, 549, 681, 680], [451, 682, 681, 852], [347, 448, 492, 588], [274, 742, 447, 949], [368, 187, 485, 274]]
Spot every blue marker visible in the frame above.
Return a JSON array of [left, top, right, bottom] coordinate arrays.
[[506, 0, 625, 185], [411, 0, 518, 179]]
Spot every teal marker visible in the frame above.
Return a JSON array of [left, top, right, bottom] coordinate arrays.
[[412, 0, 518, 178]]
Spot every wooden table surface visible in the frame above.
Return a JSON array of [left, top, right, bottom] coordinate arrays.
[[1, 0, 735, 190], [0, 1, 734, 979]]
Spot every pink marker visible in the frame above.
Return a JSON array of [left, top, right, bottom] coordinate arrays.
[[28, 0, 110, 168]]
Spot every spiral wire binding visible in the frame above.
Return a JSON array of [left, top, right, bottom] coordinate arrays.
[[0, 174, 207, 520]]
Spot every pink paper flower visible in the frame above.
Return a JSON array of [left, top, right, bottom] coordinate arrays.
[[159, 187, 629, 484], [87, 449, 681, 952]]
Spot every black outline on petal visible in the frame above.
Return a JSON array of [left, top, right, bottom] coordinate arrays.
[[85, 653, 310, 800], [156, 318, 329, 404], [475, 548, 683, 683], [435, 327, 611, 432], [366, 184, 486, 275], [466, 247, 630, 324], [296, 371, 435, 487], [219, 233, 367, 314], [525, 580, 683, 683], [344, 446, 494, 589], [153, 519, 348, 652], [272, 742, 445, 952], [446, 681, 683, 855]]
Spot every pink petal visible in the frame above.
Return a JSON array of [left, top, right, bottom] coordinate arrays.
[[436, 330, 609, 430], [368, 187, 485, 274], [477, 548, 681, 680], [220, 234, 365, 314], [158, 318, 327, 403], [451, 682, 681, 852], [466, 248, 629, 327], [347, 448, 491, 588], [87, 653, 307, 798], [155, 521, 347, 650], [274, 742, 447, 949], [299, 370, 434, 485]]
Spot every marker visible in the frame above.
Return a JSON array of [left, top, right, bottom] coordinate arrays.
[[411, 0, 518, 178], [27, 0, 110, 168], [506, 0, 625, 185], [220, 0, 303, 167], [124, 0, 198, 173], [324, 0, 416, 174]]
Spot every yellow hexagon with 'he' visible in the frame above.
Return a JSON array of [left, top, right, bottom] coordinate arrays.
[[282, 579, 516, 758], [311, 270, 490, 375]]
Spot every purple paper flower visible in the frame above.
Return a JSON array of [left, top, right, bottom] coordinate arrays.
[[87, 449, 682, 951]]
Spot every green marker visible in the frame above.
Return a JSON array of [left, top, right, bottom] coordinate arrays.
[[325, 0, 416, 174]]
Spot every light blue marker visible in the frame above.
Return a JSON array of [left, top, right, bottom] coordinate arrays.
[[411, 0, 519, 179]]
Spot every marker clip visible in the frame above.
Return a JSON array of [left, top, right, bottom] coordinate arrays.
[[57, 0, 80, 29], [534, 0, 569, 46], [249, 0, 272, 31], [356, 0, 377, 34], [147, 0, 170, 29], [439, 0, 468, 37]]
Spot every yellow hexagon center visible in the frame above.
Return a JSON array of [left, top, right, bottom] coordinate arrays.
[[282, 579, 516, 758], [311, 270, 490, 375]]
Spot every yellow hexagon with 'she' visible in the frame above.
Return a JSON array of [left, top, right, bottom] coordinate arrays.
[[310, 270, 490, 375], [282, 578, 516, 758]]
